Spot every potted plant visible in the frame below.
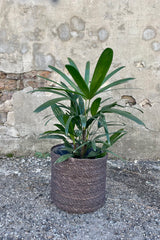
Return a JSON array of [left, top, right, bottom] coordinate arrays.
[[33, 48, 145, 213]]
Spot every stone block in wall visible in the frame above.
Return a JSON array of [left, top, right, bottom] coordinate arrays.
[[0, 103, 4, 112], [24, 80, 39, 89], [0, 71, 7, 79], [4, 80, 17, 91], [0, 79, 17, 91], [0, 125, 19, 138], [21, 71, 51, 79], [38, 71, 51, 79], [6, 73, 21, 80], [0, 91, 14, 103], [12, 86, 55, 138], [8, 127, 19, 138], [0, 112, 7, 124], [23, 79, 47, 88], [0, 80, 5, 91], [17, 80, 24, 90], [4, 99, 13, 112], [22, 70, 50, 79], [7, 111, 15, 126], [0, 72, 21, 91], [0, 71, 51, 95], [22, 70, 51, 89], [23, 71, 38, 79]]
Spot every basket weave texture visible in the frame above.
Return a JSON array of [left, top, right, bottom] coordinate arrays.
[[51, 144, 107, 213]]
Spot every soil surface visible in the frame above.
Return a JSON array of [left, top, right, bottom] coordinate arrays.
[[0, 156, 160, 240]]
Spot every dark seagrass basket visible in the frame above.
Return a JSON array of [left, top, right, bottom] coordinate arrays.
[[51, 144, 107, 213]]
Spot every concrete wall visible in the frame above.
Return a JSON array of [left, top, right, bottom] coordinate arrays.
[[0, 0, 160, 159]]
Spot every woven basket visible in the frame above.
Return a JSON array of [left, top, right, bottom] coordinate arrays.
[[51, 144, 107, 213]]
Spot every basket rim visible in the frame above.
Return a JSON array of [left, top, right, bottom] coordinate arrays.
[[51, 144, 108, 162]]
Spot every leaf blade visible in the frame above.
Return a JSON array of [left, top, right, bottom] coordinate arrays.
[[85, 61, 90, 86], [55, 154, 73, 164], [103, 108, 145, 126], [91, 98, 101, 116], [102, 66, 125, 85], [96, 78, 135, 95], [68, 57, 79, 70], [34, 97, 67, 113], [65, 65, 90, 98], [90, 48, 113, 98], [48, 65, 79, 91]]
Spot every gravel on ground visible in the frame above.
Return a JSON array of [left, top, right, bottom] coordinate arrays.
[[0, 155, 160, 240]]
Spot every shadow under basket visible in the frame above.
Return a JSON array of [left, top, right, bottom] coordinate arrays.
[[51, 144, 107, 214]]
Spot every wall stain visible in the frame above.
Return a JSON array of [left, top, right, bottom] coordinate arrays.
[[139, 99, 152, 108], [121, 95, 136, 106]]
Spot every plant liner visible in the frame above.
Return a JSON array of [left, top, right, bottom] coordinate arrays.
[[51, 144, 107, 213]]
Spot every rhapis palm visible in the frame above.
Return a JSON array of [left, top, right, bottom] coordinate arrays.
[[33, 48, 145, 162]]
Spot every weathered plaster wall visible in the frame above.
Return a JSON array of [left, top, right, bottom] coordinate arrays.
[[0, 0, 160, 159]]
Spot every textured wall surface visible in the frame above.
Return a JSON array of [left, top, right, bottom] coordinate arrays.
[[0, 0, 160, 159]]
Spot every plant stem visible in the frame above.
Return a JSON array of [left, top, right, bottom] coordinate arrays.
[[81, 129, 87, 157], [86, 99, 90, 141], [80, 99, 90, 158]]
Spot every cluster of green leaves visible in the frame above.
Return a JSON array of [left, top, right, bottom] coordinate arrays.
[[34, 152, 50, 159], [6, 153, 14, 158], [33, 48, 145, 163]]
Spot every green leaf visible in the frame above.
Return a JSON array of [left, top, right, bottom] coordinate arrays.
[[31, 87, 67, 97], [87, 149, 106, 158], [96, 78, 135, 95], [73, 141, 90, 154], [34, 97, 67, 113], [98, 119, 103, 129], [86, 114, 101, 129], [89, 48, 113, 99], [64, 141, 73, 150], [48, 65, 79, 92], [78, 96, 85, 115], [40, 130, 58, 135], [51, 104, 65, 125], [37, 75, 66, 89], [98, 114, 110, 145], [91, 98, 101, 116], [85, 61, 90, 86], [65, 65, 90, 98], [39, 86, 84, 98], [69, 95, 79, 115], [104, 108, 145, 126], [110, 129, 127, 145], [60, 82, 82, 99], [86, 116, 96, 129], [65, 116, 74, 136], [54, 124, 65, 132], [101, 97, 113, 104], [68, 57, 79, 70], [76, 116, 83, 130], [107, 121, 126, 127], [39, 134, 66, 140], [44, 117, 54, 126], [55, 153, 73, 164], [94, 134, 106, 140], [79, 115, 86, 129], [42, 114, 53, 126], [105, 149, 125, 161], [91, 140, 96, 151], [86, 151, 98, 158], [100, 102, 118, 112], [102, 66, 125, 85]]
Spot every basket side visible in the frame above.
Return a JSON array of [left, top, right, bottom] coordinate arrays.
[[51, 144, 107, 213]]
